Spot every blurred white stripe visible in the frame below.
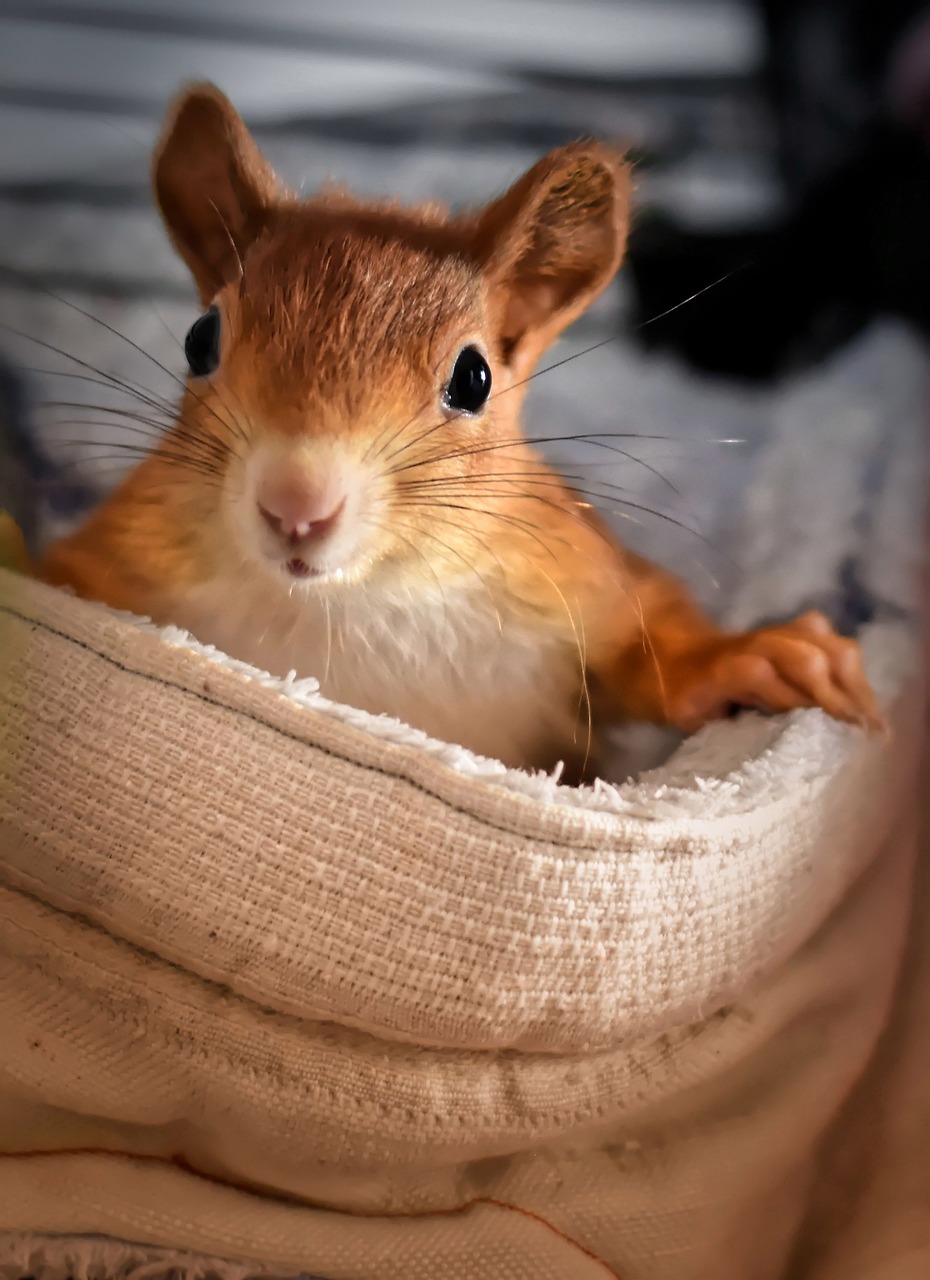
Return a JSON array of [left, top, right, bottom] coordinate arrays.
[[0, 19, 513, 119], [16, 1, 764, 77], [0, 107, 154, 183]]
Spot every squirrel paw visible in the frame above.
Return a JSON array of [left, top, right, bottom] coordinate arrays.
[[666, 611, 886, 735]]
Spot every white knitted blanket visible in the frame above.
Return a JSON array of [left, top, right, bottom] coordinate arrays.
[[0, 320, 926, 1280]]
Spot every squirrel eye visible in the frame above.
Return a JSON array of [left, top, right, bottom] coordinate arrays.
[[445, 346, 491, 414], [184, 306, 221, 378]]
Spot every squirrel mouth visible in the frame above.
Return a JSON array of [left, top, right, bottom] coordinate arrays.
[[285, 557, 318, 579], [279, 557, 351, 586]]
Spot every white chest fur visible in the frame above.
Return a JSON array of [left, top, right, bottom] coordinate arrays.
[[170, 574, 585, 769]]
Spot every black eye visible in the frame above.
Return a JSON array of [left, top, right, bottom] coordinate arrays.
[[184, 306, 221, 378], [445, 346, 491, 414]]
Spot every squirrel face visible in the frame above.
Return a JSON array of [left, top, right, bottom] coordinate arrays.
[[153, 84, 632, 594], [177, 208, 510, 589]]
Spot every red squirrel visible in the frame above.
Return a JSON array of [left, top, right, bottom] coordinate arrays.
[[37, 84, 883, 777]]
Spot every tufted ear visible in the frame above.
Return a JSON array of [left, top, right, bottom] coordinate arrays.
[[153, 83, 281, 304], [474, 142, 632, 370]]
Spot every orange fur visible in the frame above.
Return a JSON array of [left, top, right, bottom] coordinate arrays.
[[38, 84, 883, 776]]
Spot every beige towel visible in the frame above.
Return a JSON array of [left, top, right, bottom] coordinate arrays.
[[0, 559, 924, 1280]]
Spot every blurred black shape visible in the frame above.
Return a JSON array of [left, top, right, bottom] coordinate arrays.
[[627, 0, 930, 380], [0, 356, 39, 553], [0, 359, 95, 557]]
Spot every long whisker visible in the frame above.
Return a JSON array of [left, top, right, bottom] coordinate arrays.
[[393, 498, 569, 564], [0, 283, 246, 451], [387, 430, 739, 480], [399, 467, 654, 509], [2, 324, 185, 419], [2, 277, 196, 400], [534, 561, 591, 769], [363, 386, 441, 468], [378, 268, 746, 470], [389, 515, 507, 631], [53, 436, 221, 466], [384, 521, 453, 610], [55, 442, 229, 485], [43, 402, 233, 466], [48, 417, 232, 475], [405, 491, 595, 761], [3, 327, 246, 489], [508, 269, 747, 396], [396, 477, 732, 585], [22, 365, 182, 419]]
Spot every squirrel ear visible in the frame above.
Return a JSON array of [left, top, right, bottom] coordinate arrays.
[[153, 84, 281, 304], [475, 142, 632, 368]]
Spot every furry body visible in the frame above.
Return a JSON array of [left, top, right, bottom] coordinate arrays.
[[38, 84, 883, 775]]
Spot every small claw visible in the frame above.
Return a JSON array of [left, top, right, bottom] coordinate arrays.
[[665, 617, 889, 741]]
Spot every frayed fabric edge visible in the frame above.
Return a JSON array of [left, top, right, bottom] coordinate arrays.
[[0, 1233, 320, 1280]]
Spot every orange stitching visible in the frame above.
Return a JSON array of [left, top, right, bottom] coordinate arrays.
[[474, 1196, 622, 1277], [2, 1148, 622, 1277]]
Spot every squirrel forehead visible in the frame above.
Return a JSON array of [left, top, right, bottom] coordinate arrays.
[[236, 209, 485, 360]]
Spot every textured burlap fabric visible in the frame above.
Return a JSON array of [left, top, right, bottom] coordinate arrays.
[[0, 558, 924, 1280]]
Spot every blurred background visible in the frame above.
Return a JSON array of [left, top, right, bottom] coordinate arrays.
[[1, 0, 929, 619]]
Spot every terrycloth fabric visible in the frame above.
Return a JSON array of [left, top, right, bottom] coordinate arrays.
[[0, 319, 926, 1279]]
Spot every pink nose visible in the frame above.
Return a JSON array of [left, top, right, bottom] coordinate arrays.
[[257, 482, 346, 544]]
